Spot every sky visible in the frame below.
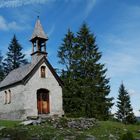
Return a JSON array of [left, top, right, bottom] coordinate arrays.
[[0, 0, 140, 116]]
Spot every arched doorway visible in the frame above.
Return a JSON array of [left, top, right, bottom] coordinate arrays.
[[37, 89, 50, 114]]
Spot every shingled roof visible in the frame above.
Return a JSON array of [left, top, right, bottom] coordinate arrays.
[[0, 56, 63, 90], [30, 18, 48, 41]]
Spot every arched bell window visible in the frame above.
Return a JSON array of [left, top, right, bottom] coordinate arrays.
[[41, 66, 46, 78]]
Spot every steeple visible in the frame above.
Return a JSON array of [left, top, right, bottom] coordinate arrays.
[[30, 17, 48, 59]]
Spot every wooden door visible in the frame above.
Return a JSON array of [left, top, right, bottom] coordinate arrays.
[[37, 89, 49, 114]]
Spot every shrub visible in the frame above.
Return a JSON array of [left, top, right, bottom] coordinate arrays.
[[120, 131, 134, 140]]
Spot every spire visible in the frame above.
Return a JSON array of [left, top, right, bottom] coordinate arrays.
[[30, 17, 48, 41], [30, 17, 48, 62]]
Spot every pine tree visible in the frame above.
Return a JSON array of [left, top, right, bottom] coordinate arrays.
[[74, 24, 113, 119], [0, 51, 4, 81], [58, 24, 113, 119], [58, 29, 82, 116], [116, 83, 136, 124], [3, 35, 28, 75]]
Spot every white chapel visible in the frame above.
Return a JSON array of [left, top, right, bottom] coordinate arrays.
[[0, 18, 64, 120]]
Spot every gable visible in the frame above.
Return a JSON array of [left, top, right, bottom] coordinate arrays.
[[0, 56, 63, 91], [23, 57, 63, 86]]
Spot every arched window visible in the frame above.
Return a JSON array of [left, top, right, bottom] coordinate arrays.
[[41, 66, 46, 78], [8, 89, 11, 104], [4, 91, 7, 104]]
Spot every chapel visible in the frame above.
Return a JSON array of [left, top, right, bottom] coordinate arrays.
[[0, 18, 64, 120]]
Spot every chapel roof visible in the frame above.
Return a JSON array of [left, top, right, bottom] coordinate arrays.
[[30, 17, 48, 41], [0, 56, 63, 90]]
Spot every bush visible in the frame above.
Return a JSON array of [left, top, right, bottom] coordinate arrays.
[[0, 127, 30, 140], [120, 131, 134, 140]]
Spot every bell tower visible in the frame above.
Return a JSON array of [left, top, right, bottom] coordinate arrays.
[[30, 17, 48, 62]]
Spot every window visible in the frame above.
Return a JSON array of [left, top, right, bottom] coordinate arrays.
[[4, 91, 7, 104], [4, 90, 11, 104], [8, 90, 11, 104], [41, 66, 46, 78]]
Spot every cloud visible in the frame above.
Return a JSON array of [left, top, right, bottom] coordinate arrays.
[[48, 24, 55, 37], [128, 89, 137, 96], [0, 0, 51, 8], [0, 16, 22, 31], [23, 48, 31, 59], [100, 32, 140, 79], [84, 0, 96, 19], [133, 110, 140, 117], [104, 50, 140, 78]]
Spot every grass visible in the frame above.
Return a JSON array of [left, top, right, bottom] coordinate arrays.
[[86, 121, 140, 140], [0, 119, 140, 140], [0, 120, 20, 128]]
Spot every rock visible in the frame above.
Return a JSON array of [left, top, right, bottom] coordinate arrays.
[[135, 138, 140, 140], [20, 120, 34, 126], [33, 118, 42, 125], [0, 138, 11, 140], [109, 134, 117, 140], [64, 135, 76, 140], [85, 135, 96, 140], [0, 126, 6, 131], [67, 118, 97, 130]]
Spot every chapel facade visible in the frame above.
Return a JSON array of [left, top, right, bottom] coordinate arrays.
[[0, 18, 64, 120]]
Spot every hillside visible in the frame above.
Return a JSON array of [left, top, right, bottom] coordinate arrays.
[[0, 119, 140, 140]]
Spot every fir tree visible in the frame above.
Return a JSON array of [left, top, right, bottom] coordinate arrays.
[[74, 24, 113, 119], [3, 35, 28, 75], [0, 51, 4, 81], [58, 29, 82, 116], [116, 83, 136, 124], [58, 24, 113, 119]]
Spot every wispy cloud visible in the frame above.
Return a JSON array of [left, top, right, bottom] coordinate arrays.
[[133, 110, 140, 116], [23, 48, 31, 59], [0, 0, 51, 8], [104, 49, 140, 78], [48, 24, 55, 37], [0, 16, 23, 31], [84, 0, 96, 19]]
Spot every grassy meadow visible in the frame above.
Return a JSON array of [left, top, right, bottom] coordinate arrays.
[[0, 119, 140, 140]]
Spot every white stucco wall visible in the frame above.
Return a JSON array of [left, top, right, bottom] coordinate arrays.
[[24, 62, 64, 117], [0, 85, 26, 120], [0, 61, 64, 120]]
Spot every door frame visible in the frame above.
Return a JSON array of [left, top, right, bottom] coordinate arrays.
[[37, 88, 50, 114]]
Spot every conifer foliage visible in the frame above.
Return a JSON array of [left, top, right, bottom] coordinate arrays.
[[58, 24, 113, 120], [116, 83, 136, 124], [0, 51, 4, 81], [3, 35, 27, 75]]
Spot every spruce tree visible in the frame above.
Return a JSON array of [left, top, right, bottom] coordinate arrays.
[[58, 29, 82, 116], [3, 35, 28, 75], [0, 51, 4, 81], [74, 24, 113, 119], [58, 24, 113, 119], [116, 83, 136, 124]]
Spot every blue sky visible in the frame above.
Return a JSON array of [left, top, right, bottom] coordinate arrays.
[[0, 0, 140, 116]]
